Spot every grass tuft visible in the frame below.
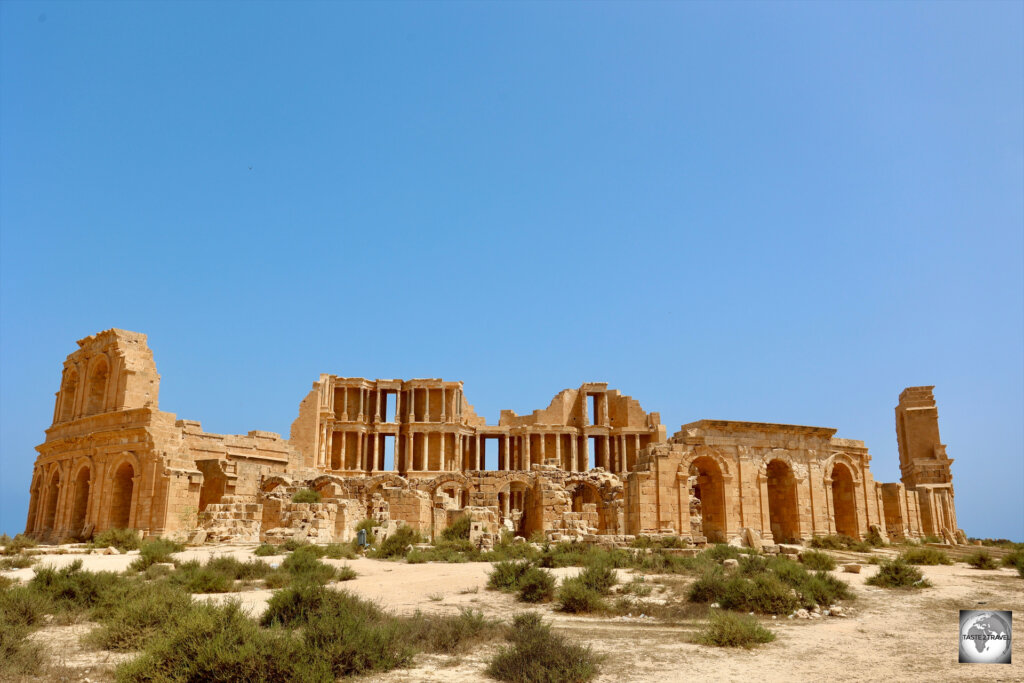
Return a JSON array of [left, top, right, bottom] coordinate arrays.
[[965, 551, 999, 570], [898, 547, 952, 566], [486, 612, 601, 683], [291, 488, 322, 504], [799, 550, 837, 571], [866, 558, 932, 588], [694, 610, 776, 648]]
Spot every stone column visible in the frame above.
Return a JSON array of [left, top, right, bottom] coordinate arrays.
[[342, 388, 348, 421], [524, 434, 531, 470], [441, 388, 447, 423], [357, 432, 364, 472], [394, 390, 401, 423], [374, 389, 381, 422], [581, 437, 589, 471], [358, 389, 364, 422], [340, 432, 347, 471], [621, 435, 628, 472], [555, 433, 562, 470], [425, 389, 431, 423], [128, 473, 143, 530], [371, 434, 379, 472], [602, 394, 609, 425], [571, 437, 578, 472], [324, 429, 333, 469], [540, 433, 547, 463], [503, 435, 510, 471]]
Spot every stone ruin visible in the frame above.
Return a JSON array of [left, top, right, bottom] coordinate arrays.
[[24, 329, 963, 547]]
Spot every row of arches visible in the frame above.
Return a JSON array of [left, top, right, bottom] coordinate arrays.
[[57, 354, 112, 422], [684, 455, 862, 543], [27, 460, 136, 538]]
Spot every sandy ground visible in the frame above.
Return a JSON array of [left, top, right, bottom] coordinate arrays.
[[5, 545, 1023, 682]]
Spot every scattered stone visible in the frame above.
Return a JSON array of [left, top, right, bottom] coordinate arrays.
[[795, 609, 810, 619], [104, 546, 119, 555], [779, 544, 801, 555], [723, 558, 739, 568], [844, 563, 862, 574]]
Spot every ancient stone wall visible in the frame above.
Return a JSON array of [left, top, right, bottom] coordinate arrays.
[[24, 329, 962, 546]]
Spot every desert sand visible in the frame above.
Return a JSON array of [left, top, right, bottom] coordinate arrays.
[[7, 545, 1022, 682]]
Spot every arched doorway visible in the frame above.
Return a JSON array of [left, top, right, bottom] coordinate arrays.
[[109, 462, 135, 529], [570, 481, 615, 534], [831, 462, 859, 539], [689, 456, 727, 542], [71, 466, 91, 534], [498, 481, 535, 536], [59, 369, 78, 422], [85, 357, 109, 415], [42, 471, 60, 532], [25, 477, 41, 535], [766, 459, 800, 542]]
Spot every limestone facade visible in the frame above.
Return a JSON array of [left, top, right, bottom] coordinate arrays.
[[24, 330, 962, 545]]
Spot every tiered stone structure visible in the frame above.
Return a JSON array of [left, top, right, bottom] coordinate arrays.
[[24, 329, 964, 546]]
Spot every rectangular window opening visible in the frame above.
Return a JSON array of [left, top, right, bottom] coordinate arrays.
[[383, 392, 395, 422], [382, 435, 396, 471], [588, 436, 598, 471], [588, 394, 598, 424]]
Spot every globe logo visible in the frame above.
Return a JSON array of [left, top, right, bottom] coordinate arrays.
[[959, 610, 1012, 664]]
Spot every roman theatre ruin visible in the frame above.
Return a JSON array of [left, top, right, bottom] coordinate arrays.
[[24, 329, 964, 548]]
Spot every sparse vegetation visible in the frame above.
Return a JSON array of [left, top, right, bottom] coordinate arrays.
[[808, 534, 872, 552], [253, 542, 282, 556], [128, 537, 185, 571], [898, 547, 952, 566], [2, 533, 38, 555], [516, 566, 556, 603], [1001, 548, 1024, 577], [291, 488, 322, 504], [965, 550, 999, 570], [486, 612, 601, 683], [487, 559, 535, 592], [90, 528, 142, 552], [371, 525, 423, 560], [441, 514, 472, 542], [688, 555, 851, 614], [800, 550, 837, 571], [0, 555, 36, 570], [694, 610, 776, 648], [866, 558, 932, 588]]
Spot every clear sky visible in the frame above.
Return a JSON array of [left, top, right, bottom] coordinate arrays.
[[1, 1, 1021, 540]]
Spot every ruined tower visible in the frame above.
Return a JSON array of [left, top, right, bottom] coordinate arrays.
[[895, 386, 959, 541]]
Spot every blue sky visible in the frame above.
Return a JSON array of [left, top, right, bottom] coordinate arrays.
[[1, 1, 1021, 540]]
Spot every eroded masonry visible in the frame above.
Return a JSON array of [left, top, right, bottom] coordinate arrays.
[[25, 330, 964, 547]]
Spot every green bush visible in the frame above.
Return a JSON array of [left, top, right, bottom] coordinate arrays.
[[1001, 549, 1024, 576], [0, 621, 46, 678], [719, 574, 799, 615], [866, 559, 932, 588], [921, 535, 943, 544], [29, 560, 126, 614], [2, 534, 38, 555], [371, 525, 422, 560], [517, 566, 556, 603], [170, 560, 234, 593], [0, 555, 35, 570], [687, 566, 727, 603], [264, 546, 339, 588], [620, 576, 653, 597], [115, 600, 310, 682], [336, 564, 357, 581], [86, 578, 195, 651], [129, 537, 185, 571], [898, 547, 952, 566], [253, 543, 282, 557], [486, 612, 600, 683], [91, 528, 141, 552], [355, 518, 382, 536], [695, 610, 776, 648], [808, 534, 859, 550], [488, 560, 535, 592], [291, 488, 322, 504], [577, 562, 618, 595], [323, 542, 358, 560], [556, 577, 608, 613], [400, 608, 503, 655], [691, 555, 850, 613], [441, 514, 472, 542], [800, 550, 836, 571], [965, 551, 999, 570], [281, 537, 310, 552]]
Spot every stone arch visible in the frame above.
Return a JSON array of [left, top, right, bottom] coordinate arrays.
[[758, 449, 808, 482], [682, 446, 734, 480], [682, 455, 729, 542], [42, 468, 61, 532], [307, 474, 345, 492], [830, 461, 859, 539], [365, 472, 409, 495], [765, 458, 800, 542], [25, 471, 42, 534], [85, 354, 110, 415], [565, 479, 615, 534], [497, 479, 537, 536], [59, 367, 80, 422], [429, 473, 473, 509], [70, 460, 93, 535], [109, 460, 136, 529], [261, 475, 294, 493], [824, 453, 862, 484]]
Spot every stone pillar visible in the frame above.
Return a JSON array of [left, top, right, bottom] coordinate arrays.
[[524, 434, 531, 469], [371, 434, 379, 472], [374, 389, 381, 422], [425, 389, 431, 423], [342, 388, 348, 421], [571, 437, 578, 472], [128, 474, 142, 529], [395, 390, 401, 423], [357, 432, 364, 471], [621, 435, 628, 472], [440, 433, 447, 472], [358, 389, 364, 422], [504, 435, 510, 471], [340, 431, 347, 471], [581, 437, 589, 471], [424, 431, 432, 471], [441, 388, 447, 423], [555, 433, 562, 470], [602, 394, 609, 425], [540, 433, 547, 463]]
